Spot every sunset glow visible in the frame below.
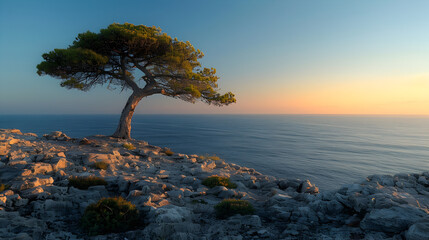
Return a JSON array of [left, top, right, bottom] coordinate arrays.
[[1, 0, 429, 115]]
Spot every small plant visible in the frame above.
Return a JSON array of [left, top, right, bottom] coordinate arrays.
[[0, 183, 10, 192], [81, 197, 140, 236], [198, 154, 221, 161], [214, 199, 255, 219], [122, 143, 135, 150], [202, 175, 237, 189], [191, 199, 208, 204], [93, 161, 109, 170], [164, 148, 174, 156], [69, 176, 107, 190]]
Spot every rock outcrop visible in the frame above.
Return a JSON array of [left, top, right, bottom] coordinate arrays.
[[0, 129, 428, 239]]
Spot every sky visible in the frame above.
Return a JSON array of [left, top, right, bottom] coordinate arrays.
[[1, 0, 429, 115]]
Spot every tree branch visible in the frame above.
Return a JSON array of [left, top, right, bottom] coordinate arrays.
[[131, 58, 156, 84], [120, 56, 140, 92]]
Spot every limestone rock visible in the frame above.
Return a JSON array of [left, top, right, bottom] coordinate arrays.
[[1, 128, 429, 239], [13, 177, 54, 191], [300, 180, 319, 194], [50, 158, 70, 171], [43, 131, 71, 141], [405, 221, 429, 240], [155, 205, 192, 223], [361, 206, 427, 233], [31, 163, 53, 175], [0, 195, 6, 206]]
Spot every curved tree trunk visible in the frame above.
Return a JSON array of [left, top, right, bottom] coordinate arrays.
[[112, 91, 144, 139]]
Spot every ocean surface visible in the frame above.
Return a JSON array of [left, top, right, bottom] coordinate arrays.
[[1, 114, 428, 191]]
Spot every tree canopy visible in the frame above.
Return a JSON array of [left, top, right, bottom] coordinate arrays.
[[37, 23, 236, 138], [37, 23, 236, 105]]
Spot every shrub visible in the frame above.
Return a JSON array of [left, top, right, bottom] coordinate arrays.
[[202, 175, 237, 189], [93, 161, 109, 170], [69, 176, 107, 190], [0, 183, 9, 192], [81, 197, 140, 236], [214, 199, 255, 219], [198, 154, 221, 161], [164, 148, 174, 156], [122, 143, 135, 150]]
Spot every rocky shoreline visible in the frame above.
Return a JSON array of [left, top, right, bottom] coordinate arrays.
[[0, 128, 428, 239]]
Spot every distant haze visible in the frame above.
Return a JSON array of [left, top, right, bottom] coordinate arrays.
[[1, 0, 429, 115]]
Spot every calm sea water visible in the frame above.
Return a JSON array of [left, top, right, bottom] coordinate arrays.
[[1, 114, 428, 191]]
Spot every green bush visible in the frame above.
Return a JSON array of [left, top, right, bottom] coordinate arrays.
[[69, 176, 107, 190], [81, 197, 140, 236], [93, 161, 109, 170], [202, 175, 237, 189], [0, 183, 9, 192], [122, 143, 135, 150], [164, 148, 174, 156], [214, 199, 255, 219]]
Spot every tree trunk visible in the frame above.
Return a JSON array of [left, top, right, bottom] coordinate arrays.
[[112, 91, 144, 139]]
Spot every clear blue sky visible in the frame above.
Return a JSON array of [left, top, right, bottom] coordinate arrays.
[[1, 0, 429, 114]]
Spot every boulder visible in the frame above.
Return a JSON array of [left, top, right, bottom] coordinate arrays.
[[50, 158, 70, 171], [31, 163, 53, 175], [405, 221, 429, 240], [154, 205, 192, 223], [417, 176, 429, 186], [243, 215, 262, 227], [84, 153, 119, 165], [13, 177, 54, 191], [21, 187, 44, 200], [361, 206, 427, 233], [32, 199, 74, 220], [0, 144, 9, 156], [43, 131, 71, 141], [300, 180, 319, 194], [167, 189, 184, 200], [0, 196, 6, 206]]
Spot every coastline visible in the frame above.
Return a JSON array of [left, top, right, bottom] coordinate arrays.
[[0, 129, 428, 239]]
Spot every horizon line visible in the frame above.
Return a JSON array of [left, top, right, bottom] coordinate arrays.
[[2, 113, 429, 117]]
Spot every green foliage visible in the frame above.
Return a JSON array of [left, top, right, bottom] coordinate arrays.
[[81, 197, 140, 236], [69, 176, 107, 190], [202, 175, 237, 189], [214, 199, 255, 219], [93, 161, 109, 170], [122, 143, 135, 150], [164, 148, 174, 156], [0, 183, 10, 192], [198, 154, 221, 161], [37, 23, 236, 106]]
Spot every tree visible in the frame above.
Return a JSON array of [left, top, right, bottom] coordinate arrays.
[[37, 23, 236, 139]]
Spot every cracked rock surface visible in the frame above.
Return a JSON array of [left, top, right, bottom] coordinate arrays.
[[0, 129, 428, 239]]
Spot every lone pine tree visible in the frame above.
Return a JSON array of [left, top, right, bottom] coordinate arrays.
[[37, 23, 236, 139]]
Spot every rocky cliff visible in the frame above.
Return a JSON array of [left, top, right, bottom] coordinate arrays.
[[0, 129, 428, 239]]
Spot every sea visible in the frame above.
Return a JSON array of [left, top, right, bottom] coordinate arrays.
[[1, 114, 428, 191]]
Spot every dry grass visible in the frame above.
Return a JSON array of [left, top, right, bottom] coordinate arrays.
[[164, 148, 174, 156], [198, 154, 221, 161], [122, 143, 135, 150], [214, 199, 255, 219], [93, 161, 109, 170], [202, 175, 237, 189], [69, 176, 107, 190], [0, 183, 9, 192]]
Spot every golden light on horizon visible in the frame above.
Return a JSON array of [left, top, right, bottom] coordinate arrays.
[[283, 74, 429, 115], [229, 74, 429, 115]]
